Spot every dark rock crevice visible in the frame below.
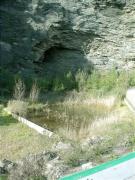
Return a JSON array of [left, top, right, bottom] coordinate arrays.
[[34, 45, 91, 77]]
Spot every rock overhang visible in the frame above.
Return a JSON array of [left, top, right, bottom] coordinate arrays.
[[0, 0, 135, 73]]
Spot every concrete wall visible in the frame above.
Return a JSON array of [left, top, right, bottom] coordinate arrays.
[[4, 109, 53, 137]]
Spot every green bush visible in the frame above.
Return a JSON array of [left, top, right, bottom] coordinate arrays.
[[52, 78, 64, 91], [86, 69, 119, 94], [0, 66, 134, 97], [75, 69, 88, 91], [37, 78, 53, 92], [85, 69, 134, 97], [63, 71, 76, 90]]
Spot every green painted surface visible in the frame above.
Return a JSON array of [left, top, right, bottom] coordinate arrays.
[[59, 152, 135, 180]]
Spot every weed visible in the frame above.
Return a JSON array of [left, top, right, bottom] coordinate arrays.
[[7, 100, 28, 116], [13, 79, 25, 101], [29, 82, 40, 103]]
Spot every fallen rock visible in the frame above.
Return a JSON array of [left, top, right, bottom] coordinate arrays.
[[0, 159, 16, 175], [81, 162, 93, 170], [53, 141, 72, 151], [9, 151, 69, 180], [45, 157, 69, 180], [82, 136, 105, 148]]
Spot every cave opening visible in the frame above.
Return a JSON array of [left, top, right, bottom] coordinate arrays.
[[40, 45, 92, 77], [43, 46, 70, 63]]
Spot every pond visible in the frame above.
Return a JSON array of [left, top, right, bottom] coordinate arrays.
[[27, 101, 113, 140]]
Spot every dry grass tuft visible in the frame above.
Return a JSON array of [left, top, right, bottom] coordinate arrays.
[[7, 100, 28, 116]]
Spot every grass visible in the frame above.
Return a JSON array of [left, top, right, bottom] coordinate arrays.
[[0, 67, 135, 172], [0, 98, 135, 172], [0, 107, 59, 161], [0, 176, 8, 180], [59, 106, 135, 167], [25, 92, 122, 142], [24, 93, 135, 166], [7, 100, 28, 116], [58, 100, 135, 143], [56, 101, 114, 140], [26, 94, 115, 139]]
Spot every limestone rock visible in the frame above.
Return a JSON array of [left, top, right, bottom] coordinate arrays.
[[0, 0, 135, 73]]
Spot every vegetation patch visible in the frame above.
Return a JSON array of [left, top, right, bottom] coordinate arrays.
[[0, 107, 58, 161], [0, 69, 135, 178], [1, 68, 135, 97]]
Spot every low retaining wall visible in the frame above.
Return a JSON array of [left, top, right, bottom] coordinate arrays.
[[4, 109, 53, 137], [125, 88, 135, 113]]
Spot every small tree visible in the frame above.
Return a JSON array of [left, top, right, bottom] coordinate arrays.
[[29, 81, 40, 103], [13, 79, 25, 100]]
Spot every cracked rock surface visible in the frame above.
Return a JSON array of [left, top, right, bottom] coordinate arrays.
[[0, 0, 135, 73]]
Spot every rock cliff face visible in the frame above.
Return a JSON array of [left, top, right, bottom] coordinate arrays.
[[0, 0, 135, 75]]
